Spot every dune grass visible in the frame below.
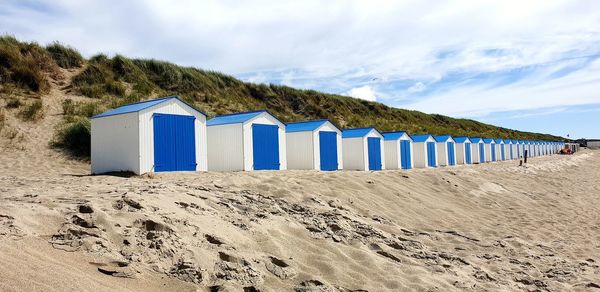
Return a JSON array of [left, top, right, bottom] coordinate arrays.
[[53, 117, 91, 158], [46, 42, 84, 69], [18, 99, 44, 121], [0, 35, 59, 93]]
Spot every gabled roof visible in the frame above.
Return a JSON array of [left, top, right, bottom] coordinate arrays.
[[207, 110, 282, 126], [433, 135, 453, 143], [453, 136, 471, 143], [503, 139, 512, 144], [512, 139, 518, 144], [483, 138, 495, 144], [470, 137, 483, 143], [411, 134, 434, 142], [382, 131, 410, 141], [92, 96, 206, 119], [494, 139, 504, 144], [286, 120, 332, 133], [342, 127, 378, 138]]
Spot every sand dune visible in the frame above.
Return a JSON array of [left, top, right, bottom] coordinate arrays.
[[0, 143, 599, 291]]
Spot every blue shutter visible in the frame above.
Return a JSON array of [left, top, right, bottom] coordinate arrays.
[[367, 137, 382, 171], [479, 144, 485, 163], [153, 114, 196, 172], [400, 140, 412, 169], [427, 142, 436, 167], [501, 146, 505, 160], [491, 145, 496, 161], [252, 124, 280, 170], [319, 131, 338, 171], [465, 143, 472, 164], [447, 142, 455, 166]]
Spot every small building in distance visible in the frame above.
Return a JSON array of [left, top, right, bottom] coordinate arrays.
[[91, 96, 208, 175], [207, 110, 286, 171], [433, 135, 457, 166], [342, 127, 385, 171], [453, 137, 472, 165], [382, 131, 413, 170], [285, 120, 343, 171], [411, 134, 438, 168]]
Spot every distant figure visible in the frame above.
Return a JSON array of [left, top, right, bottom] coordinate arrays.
[[524, 150, 528, 164]]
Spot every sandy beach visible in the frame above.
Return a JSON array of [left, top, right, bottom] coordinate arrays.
[[0, 134, 598, 291]]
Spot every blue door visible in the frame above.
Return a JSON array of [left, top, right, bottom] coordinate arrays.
[[510, 146, 513, 159], [400, 140, 412, 169], [447, 142, 456, 166], [252, 124, 280, 170], [153, 114, 196, 172], [427, 142, 436, 167], [319, 131, 338, 171], [501, 146, 505, 160], [491, 146, 496, 161], [479, 143, 485, 162], [465, 143, 472, 164], [367, 137, 382, 170]]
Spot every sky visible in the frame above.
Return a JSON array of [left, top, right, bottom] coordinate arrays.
[[1, 0, 599, 139]]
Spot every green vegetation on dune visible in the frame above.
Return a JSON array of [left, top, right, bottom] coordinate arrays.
[[1, 36, 563, 158], [71, 54, 560, 140]]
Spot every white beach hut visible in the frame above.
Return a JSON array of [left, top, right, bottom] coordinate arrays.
[[341, 127, 385, 171], [207, 110, 286, 171], [433, 135, 457, 166], [411, 134, 438, 168], [382, 131, 413, 170], [518, 140, 526, 158], [91, 96, 208, 175], [470, 137, 485, 164], [285, 120, 342, 171], [494, 139, 505, 160], [511, 139, 519, 159], [453, 137, 472, 165], [483, 138, 496, 162], [503, 139, 513, 160]]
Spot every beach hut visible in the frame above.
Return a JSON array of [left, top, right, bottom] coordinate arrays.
[[411, 134, 438, 168], [483, 139, 496, 162], [525, 140, 532, 157], [91, 96, 208, 175], [433, 136, 457, 166], [511, 139, 519, 159], [382, 131, 413, 170], [494, 139, 505, 160], [518, 140, 526, 158], [342, 127, 385, 171], [503, 139, 513, 160], [470, 138, 485, 164], [207, 110, 286, 171], [285, 120, 342, 171], [453, 137, 472, 165]]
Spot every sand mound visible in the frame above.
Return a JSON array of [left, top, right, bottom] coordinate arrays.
[[0, 149, 599, 291]]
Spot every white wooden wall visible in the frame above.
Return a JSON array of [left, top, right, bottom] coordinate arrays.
[[91, 112, 140, 174], [207, 123, 244, 171], [436, 142, 449, 166], [286, 131, 314, 170], [456, 143, 465, 165], [412, 142, 427, 168], [342, 137, 365, 170], [384, 140, 400, 169]]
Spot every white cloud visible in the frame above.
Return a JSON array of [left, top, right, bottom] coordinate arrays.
[[346, 85, 377, 102], [408, 82, 426, 93], [1, 0, 600, 119]]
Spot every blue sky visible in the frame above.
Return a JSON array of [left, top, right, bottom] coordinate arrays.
[[2, 0, 599, 138]]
